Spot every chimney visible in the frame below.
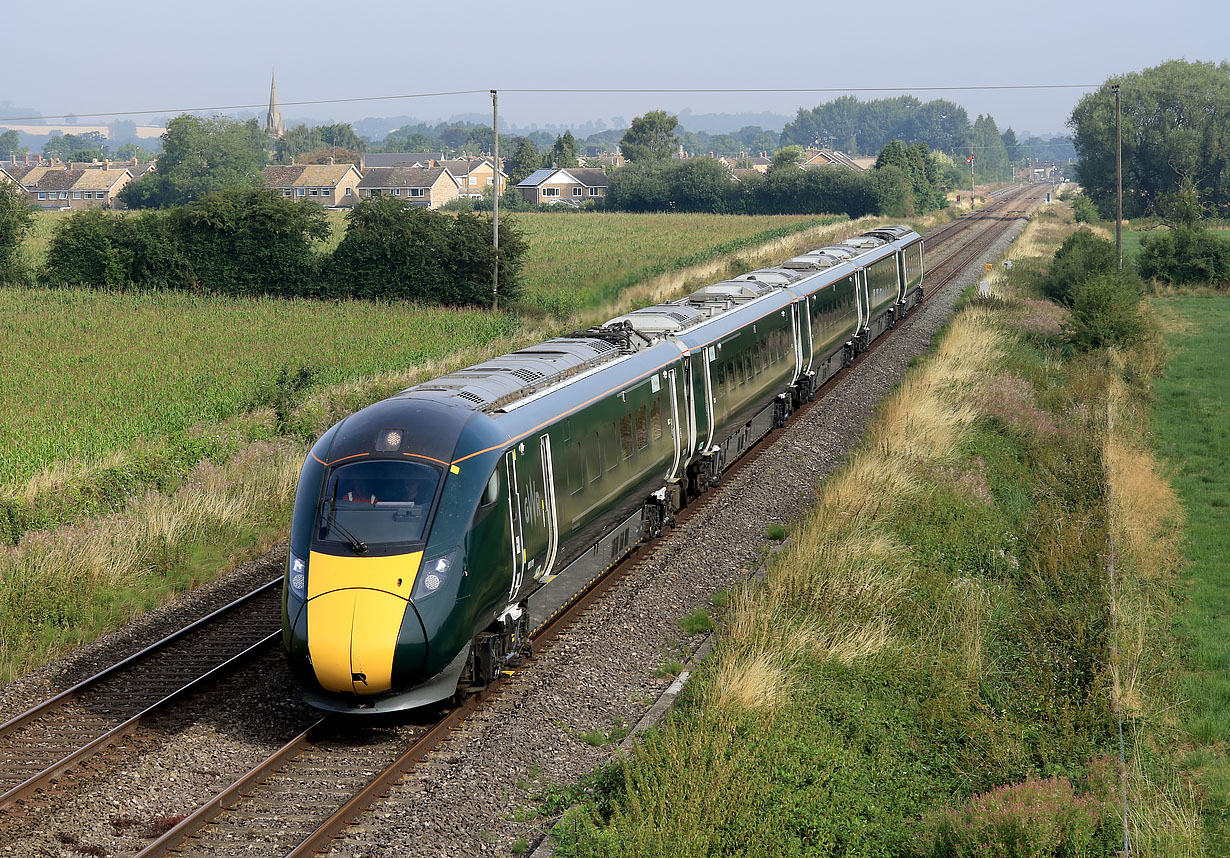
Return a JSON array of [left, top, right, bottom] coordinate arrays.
[[328, 156, 335, 166], [131, 157, 138, 166], [104, 159, 111, 170]]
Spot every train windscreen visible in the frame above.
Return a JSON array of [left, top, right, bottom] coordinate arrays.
[[316, 460, 442, 549]]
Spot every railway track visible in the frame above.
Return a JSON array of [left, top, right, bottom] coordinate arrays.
[[123, 183, 1050, 858], [0, 578, 283, 814]]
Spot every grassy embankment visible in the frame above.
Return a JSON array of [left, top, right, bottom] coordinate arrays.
[[543, 205, 1207, 856], [1150, 296, 1230, 851], [2, 209, 935, 684]]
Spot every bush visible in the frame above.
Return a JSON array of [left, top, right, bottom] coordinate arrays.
[[172, 188, 329, 296], [1040, 230, 1117, 304], [920, 766, 1118, 858], [43, 190, 325, 294], [1138, 225, 1230, 286], [326, 197, 526, 307], [44, 208, 136, 288], [1063, 272, 1146, 351], [0, 182, 35, 283], [1071, 195, 1099, 224]]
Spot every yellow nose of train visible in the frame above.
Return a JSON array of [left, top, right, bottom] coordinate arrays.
[[305, 551, 424, 695]]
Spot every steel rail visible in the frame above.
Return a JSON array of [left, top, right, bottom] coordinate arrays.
[[0, 578, 283, 812]]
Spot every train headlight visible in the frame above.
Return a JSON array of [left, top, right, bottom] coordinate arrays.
[[413, 551, 457, 600], [289, 551, 307, 600]]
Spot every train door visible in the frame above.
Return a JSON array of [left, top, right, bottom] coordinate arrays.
[[686, 349, 713, 456], [666, 368, 684, 482], [503, 435, 559, 600], [801, 296, 815, 374], [790, 301, 804, 382], [854, 270, 867, 336]]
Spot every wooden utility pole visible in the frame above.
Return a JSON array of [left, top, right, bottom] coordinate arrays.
[[492, 89, 500, 311], [1114, 82, 1123, 271]]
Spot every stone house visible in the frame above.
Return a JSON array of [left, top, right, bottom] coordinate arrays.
[[355, 166, 460, 208], [263, 163, 363, 207]]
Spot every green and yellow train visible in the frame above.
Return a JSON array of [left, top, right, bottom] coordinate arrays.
[[283, 225, 924, 712]]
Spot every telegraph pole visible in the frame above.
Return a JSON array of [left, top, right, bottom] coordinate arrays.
[[492, 89, 500, 311], [1113, 82, 1123, 271]]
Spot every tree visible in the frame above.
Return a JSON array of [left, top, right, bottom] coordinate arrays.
[[0, 181, 36, 282], [1001, 127, 1020, 163], [43, 132, 108, 162], [547, 131, 577, 167], [619, 111, 679, 163], [0, 129, 23, 160], [507, 137, 542, 185], [114, 142, 155, 161], [770, 145, 804, 170], [1070, 60, 1230, 218], [967, 114, 1009, 184], [119, 115, 268, 208], [464, 126, 494, 155]]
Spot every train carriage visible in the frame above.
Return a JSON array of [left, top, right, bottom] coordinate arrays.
[[283, 225, 923, 712]]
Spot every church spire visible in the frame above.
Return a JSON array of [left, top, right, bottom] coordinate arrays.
[[265, 71, 285, 138]]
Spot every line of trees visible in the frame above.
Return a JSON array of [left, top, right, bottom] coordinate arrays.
[[603, 115, 954, 218], [29, 190, 524, 307]]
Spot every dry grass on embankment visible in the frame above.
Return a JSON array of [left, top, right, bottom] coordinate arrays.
[[551, 203, 1208, 858]]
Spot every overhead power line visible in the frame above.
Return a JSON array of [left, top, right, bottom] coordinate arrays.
[[0, 83, 1101, 125]]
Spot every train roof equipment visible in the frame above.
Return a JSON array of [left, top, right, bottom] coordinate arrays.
[[398, 226, 921, 416]]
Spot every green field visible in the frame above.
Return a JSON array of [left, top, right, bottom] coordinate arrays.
[[0, 289, 516, 488], [1151, 295, 1230, 850]]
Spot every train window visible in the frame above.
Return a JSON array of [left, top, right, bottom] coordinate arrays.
[[588, 431, 603, 482], [743, 352, 752, 382], [481, 469, 500, 506], [620, 414, 634, 459], [635, 405, 648, 450], [607, 423, 620, 471], [715, 363, 725, 398], [568, 445, 583, 494], [650, 399, 663, 441]]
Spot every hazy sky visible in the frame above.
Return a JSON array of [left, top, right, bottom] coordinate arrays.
[[5, 0, 1229, 138]]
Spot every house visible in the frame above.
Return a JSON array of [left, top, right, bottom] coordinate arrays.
[[440, 157, 507, 198], [516, 168, 608, 205], [802, 149, 865, 172], [360, 152, 446, 169], [69, 168, 133, 209], [0, 165, 18, 187], [29, 169, 84, 208], [355, 166, 460, 208], [263, 163, 363, 207]]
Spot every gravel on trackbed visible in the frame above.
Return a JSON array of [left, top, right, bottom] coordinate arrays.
[[0, 207, 1036, 858]]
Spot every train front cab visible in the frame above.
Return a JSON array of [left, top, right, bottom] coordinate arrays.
[[283, 396, 514, 713]]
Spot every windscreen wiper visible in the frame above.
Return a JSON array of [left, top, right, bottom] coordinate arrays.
[[322, 498, 368, 554]]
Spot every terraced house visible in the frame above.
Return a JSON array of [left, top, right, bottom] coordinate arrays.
[[356, 166, 460, 208], [262, 163, 363, 206], [12, 165, 133, 209]]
